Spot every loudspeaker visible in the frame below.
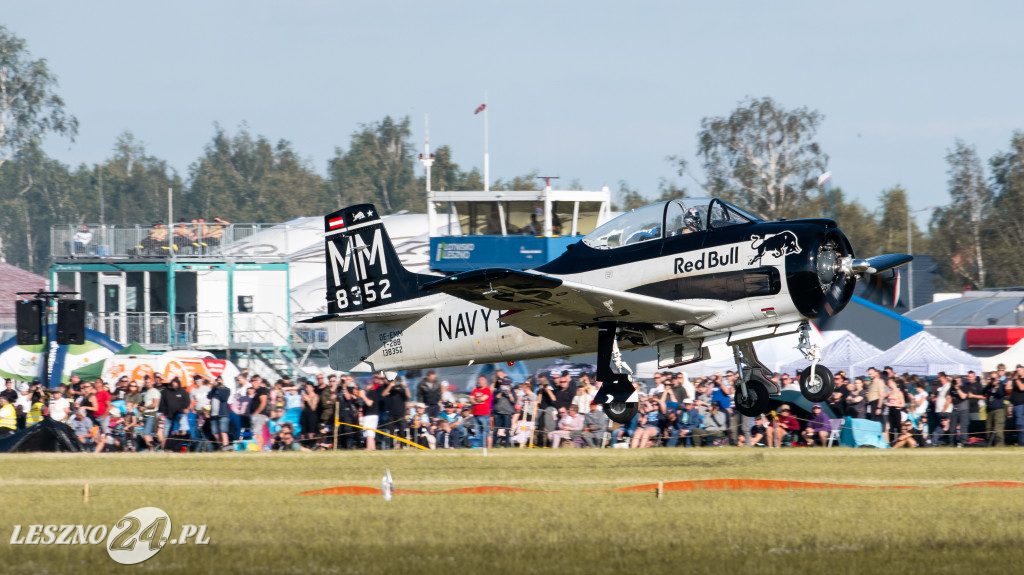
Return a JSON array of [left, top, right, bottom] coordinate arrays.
[[56, 299, 86, 345], [16, 300, 43, 346]]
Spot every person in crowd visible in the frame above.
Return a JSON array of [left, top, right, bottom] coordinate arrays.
[[159, 377, 191, 449], [1011, 368, 1024, 447], [417, 371, 443, 418], [802, 404, 833, 446], [336, 378, 361, 449], [865, 367, 887, 422], [201, 217, 230, 250], [318, 374, 338, 436], [139, 222, 169, 255], [692, 400, 728, 447], [582, 402, 608, 448], [491, 376, 516, 447], [630, 398, 664, 448], [548, 404, 584, 448], [375, 375, 406, 449], [140, 377, 161, 451], [675, 398, 701, 447], [248, 376, 271, 449], [69, 408, 104, 452], [891, 419, 919, 448], [48, 388, 71, 423], [436, 419, 457, 449], [208, 376, 232, 450], [0, 379, 17, 404], [0, 395, 16, 437], [300, 382, 320, 448], [949, 375, 971, 447], [359, 376, 383, 451], [65, 224, 93, 257], [985, 372, 1008, 446], [771, 405, 801, 447], [469, 375, 494, 449], [885, 378, 906, 442]]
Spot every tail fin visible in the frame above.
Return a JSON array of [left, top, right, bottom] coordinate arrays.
[[323, 204, 424, 314]]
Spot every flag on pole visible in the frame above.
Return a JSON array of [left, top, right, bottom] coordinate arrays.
[[474, 103, 487, 115]]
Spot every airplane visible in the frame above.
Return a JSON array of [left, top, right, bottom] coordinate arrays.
[[304, 198, 911, 424]]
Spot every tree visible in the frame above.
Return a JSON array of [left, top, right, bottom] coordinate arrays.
[[930, 140, 993, 290], [328, 116, 421, 213], [614, 181, 647, 211], [0, 26, 78, 171], [987, 131, 1024, 286], [188, 125, 328, 222], [875, 187, 926, 255], [697, 97, 827, 220]]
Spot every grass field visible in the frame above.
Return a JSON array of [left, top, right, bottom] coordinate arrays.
[[3, 448, 1024, 574]]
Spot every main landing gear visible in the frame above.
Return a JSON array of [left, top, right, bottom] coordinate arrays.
[[796, 324, 834, 402], [732, 342, 775, 417], [592, 322, 639, 425], [732, 322, 836, 417]]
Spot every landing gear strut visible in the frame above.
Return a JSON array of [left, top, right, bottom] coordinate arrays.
[[592, 322, 639, 425], [732, 342, 776, 417], [796, 322, 834, 402]]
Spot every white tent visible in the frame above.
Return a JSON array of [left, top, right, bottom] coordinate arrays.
[[851, 331, 983, 376], [777, 331, 883, 378], [981, 338, 1024, 372], [634, 329, 828, 379]]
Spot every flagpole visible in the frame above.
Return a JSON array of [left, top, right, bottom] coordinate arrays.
[[484, 91, 489, 193]]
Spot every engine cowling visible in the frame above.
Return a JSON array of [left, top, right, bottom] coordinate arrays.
[[786, 227, 856, 319]]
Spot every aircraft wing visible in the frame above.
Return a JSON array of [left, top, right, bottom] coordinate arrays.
[[424, 269, 723, 342]]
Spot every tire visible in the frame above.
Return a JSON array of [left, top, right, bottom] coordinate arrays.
[[734, 378, 771, 417], [605, 402, 638, 425], [799, 365, 834, 403]]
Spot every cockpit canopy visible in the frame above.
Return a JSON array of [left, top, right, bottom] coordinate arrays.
[[581, 198, 762, 250]]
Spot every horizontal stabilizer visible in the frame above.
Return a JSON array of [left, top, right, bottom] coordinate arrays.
[[300, 307, 435, 323]]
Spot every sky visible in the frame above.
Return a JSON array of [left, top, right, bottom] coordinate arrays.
[[4, 1, 1024, 225]]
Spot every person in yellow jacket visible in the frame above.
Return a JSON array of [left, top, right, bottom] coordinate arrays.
[[0, 396, 17, 436], [27, 400, 44, 426]]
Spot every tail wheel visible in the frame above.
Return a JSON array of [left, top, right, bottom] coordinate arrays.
[[799, 365, 834, 403], [734, 378, 770, 417], [605, 402, 638, 425]]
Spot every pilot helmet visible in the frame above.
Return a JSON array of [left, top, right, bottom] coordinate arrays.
[[684, 207, 703, 231]]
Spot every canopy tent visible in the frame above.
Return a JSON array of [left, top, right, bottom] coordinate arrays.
[[72, 342, 150, 380], [851, 331, 983, 376], [777, 331, 884, 378], [981, 337, 1024, 372]]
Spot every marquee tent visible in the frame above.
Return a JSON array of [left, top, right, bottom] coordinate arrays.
[[981, 337, 1024, 372], [777, 331, 883, 378], [851, 331, 982, 376]]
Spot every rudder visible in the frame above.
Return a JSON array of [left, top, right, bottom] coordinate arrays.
[[323, 204, 424, 314]]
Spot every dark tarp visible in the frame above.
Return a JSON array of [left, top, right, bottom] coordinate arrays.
[[0, 418, 84, 452], [768, 390, 837, 420]]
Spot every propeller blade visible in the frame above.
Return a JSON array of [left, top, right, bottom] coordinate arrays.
[[851, 254, 913, 275]]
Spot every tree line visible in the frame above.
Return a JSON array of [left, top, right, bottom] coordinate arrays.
[[0, 25, 1020, 293]]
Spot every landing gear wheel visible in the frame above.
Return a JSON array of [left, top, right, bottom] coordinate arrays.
[[799, 365, 834, 403], [734, 378, 770, 417], [605, 402, 638, 425]]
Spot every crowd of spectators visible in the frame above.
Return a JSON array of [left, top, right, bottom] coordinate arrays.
[[2, 362, 1023, 452]]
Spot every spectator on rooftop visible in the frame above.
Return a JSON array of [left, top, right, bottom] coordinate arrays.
[[65, 224, 93, 257]]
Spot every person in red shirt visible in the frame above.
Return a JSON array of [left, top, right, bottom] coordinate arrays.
[[469, 375, 493, 448], [93, 379, 111, 429], [771, 404, 802, 447]]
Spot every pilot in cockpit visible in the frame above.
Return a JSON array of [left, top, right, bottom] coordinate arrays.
[[680, 207, 704, 234]]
